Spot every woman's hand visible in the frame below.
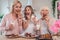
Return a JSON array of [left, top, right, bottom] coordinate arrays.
[[5, 24, 14, 31], [31, 16, 38, 24], [17, 14, 23, 26], [9, 24, 14, 30], [22, 20, 28, 30], [45, 17, 50, 27]]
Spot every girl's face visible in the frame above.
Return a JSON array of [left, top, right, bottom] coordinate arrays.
[[25, 7, 32, 19], [25, 7, 32, 16], [13, 3, 22, 14], [40, 8, 49, 17]]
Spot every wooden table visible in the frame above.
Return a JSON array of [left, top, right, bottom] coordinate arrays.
[[1, 35, 60, 40], [0, 35, 35, 40]]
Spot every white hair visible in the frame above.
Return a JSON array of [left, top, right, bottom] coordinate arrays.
[[40, 6, 50, 12], [40, 6, 54, 17]]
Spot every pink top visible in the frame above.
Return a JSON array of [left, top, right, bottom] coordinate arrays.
[[0, 13, 23, 35], [49, 19, 60, 34]]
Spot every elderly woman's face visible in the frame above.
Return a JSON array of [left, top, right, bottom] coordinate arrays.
[[13, 3, 21, 14], [40, 8, 49, 17]]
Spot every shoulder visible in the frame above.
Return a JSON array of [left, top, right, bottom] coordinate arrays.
[[2, 13, 12, 21], [1, 13, 11, 23], [4, 13, 11, 17], [2, 13, 10, 19]]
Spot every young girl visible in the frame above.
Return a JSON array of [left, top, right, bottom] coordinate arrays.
[[21, 5, 37, 38]]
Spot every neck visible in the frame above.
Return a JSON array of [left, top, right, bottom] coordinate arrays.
[[12, 12, 18, 19], [26, 19, 31, 23], [26, 16, 31, 20], [12, 12, 16, 16]]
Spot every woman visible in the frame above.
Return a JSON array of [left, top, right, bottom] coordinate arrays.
[[35, 7, 55, 39], [21, 5, 37, 38], [0, 0, 23, 37]]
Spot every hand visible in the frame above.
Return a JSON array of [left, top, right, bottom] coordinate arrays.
[[17, 14, 23, 26], [45, 17, 50, 24], [9, 24, 14, 30], [18, 18, 22, 26], [22, 21, 28, 30], [25, 13, 31, 20], [5, 29, 9, 31], [31, 16, 38, 24], [45, 17, 51, 28], [5, 24, 14, 31]]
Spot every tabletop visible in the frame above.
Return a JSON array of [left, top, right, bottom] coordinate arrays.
[[0, 35, 35, 40]]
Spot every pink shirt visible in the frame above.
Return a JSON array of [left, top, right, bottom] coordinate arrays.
[[50, 19, 60, 34], [0, 13, 23, 35]]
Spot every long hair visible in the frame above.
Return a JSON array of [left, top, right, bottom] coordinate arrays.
[[11, 1, 22, 26], [12, 1, 22, 13], [24, 5, 34, 20]]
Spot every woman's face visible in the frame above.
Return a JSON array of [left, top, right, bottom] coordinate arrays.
[[13, 3, 21, 14], [25, 7, 32, 15], [25, 7, 32, 19], [40, 8, 49, 17]]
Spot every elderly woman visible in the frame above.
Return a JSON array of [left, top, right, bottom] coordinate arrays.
[[49, 17, 60, 40], [35, 7, 56, 39], [0, 0, 23, 38]]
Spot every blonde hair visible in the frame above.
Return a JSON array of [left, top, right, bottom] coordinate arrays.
[[12, 0, 22, 13], [40, 6, 54, 18]]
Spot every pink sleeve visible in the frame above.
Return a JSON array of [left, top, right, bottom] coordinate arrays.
[[49, 20, 60, 34], [0, 15, 6, 30]]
